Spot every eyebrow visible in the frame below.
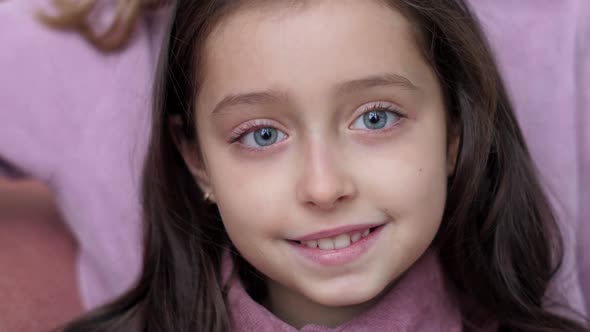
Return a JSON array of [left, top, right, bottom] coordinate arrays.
[[210, 73, 418, 115], [211, 90, 288, 115], [334, 73, 418, 95]]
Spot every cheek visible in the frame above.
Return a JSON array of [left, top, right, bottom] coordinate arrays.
[[360, 151, 447, 217], [357, 116, 449, 223], [209, 157, 292, 239], [210, 161, 295, 273]]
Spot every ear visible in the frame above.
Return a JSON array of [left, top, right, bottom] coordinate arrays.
[[447, 127, 460, 176], [170, 115, 217, 202]]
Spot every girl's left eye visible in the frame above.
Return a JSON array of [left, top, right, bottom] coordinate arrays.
[[240, 127, 287, 148], [350, 105, 402, 131]]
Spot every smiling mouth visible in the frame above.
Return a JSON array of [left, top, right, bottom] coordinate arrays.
[[289, 225, 383, 251]]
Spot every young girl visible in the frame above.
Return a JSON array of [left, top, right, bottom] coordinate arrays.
[[61, 0, 589, 331]]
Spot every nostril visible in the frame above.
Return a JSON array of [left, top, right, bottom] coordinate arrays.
[[296, 173, 357, 210]]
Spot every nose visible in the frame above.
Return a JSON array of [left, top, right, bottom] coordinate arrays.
[[296, 140, 357, 211]]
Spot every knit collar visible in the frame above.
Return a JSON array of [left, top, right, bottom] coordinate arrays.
[[226, 250, 466, 332]]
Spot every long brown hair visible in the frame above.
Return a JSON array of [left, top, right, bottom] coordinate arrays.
[[60, 0, 589, 331], [38, 0, 168, 52]]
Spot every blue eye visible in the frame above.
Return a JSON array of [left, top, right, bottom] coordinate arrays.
[[351, 108, 401, 130], [242, 127, 287, 148]]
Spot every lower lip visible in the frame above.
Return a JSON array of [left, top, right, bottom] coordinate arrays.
[[288, 224, 386, 266]]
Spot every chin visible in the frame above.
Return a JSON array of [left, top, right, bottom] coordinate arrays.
[[303, 281, 388, 307]]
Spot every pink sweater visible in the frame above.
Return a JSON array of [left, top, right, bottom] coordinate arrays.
[[1, 0, 588, 320]]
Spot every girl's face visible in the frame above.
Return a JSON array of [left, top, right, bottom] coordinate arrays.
[[185, 0, 457, 326]]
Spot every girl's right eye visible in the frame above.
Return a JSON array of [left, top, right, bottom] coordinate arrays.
[[238, 127, 288, 149]]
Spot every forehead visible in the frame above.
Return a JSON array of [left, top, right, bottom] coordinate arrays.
[[199, 0, 430, 108]]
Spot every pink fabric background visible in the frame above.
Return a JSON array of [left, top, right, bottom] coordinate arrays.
[[471, 0, 589, 315], [0, 0, 165, 308]]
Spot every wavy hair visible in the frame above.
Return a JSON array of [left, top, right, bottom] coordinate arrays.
[[38, 0, 168, 52], [60, 0, 589, 331]]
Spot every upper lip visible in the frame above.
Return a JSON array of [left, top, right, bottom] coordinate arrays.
[[291, 223, 384, 242]]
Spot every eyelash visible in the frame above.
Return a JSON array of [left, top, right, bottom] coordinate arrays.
[[356, 102, 405, 121], [365, 102, 401, 115], [229, 119, 281, 143], [228, 102, 406, 149]]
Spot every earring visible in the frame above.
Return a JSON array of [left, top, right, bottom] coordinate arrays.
[[203, 192, 211, 202]]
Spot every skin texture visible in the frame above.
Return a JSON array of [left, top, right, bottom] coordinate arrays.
[[181, 0, 458, 328]]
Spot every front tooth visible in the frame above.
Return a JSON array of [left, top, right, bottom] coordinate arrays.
[[318, 238, 335, 250], [351, 232, 362, 243], [333, 234, 351, 249], [362, 229, 370, 237], [305, 240, 318, 248]]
